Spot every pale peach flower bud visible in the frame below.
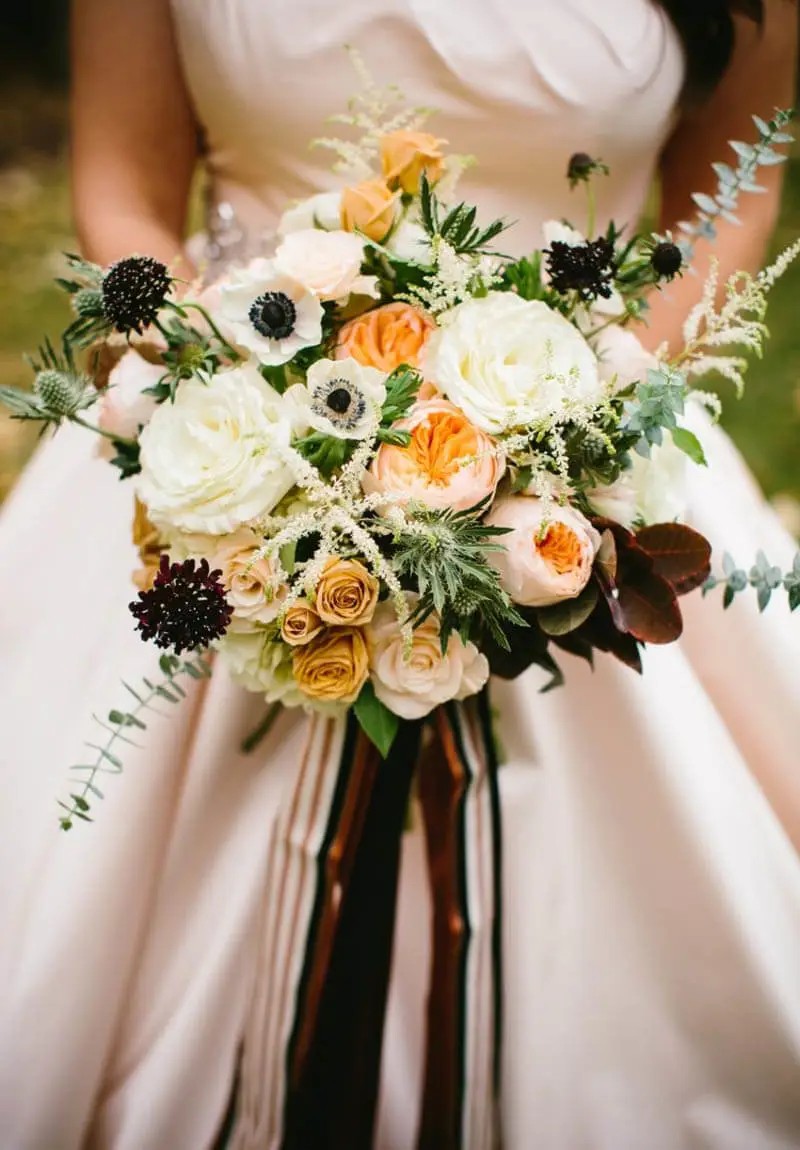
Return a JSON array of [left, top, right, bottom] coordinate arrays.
[[340, 178, 398, 243], [380, 130, 447, 194]]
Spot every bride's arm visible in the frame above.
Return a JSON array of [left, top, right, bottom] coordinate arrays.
[[643, 0, 797, 353], [70, 0, 198, 273]]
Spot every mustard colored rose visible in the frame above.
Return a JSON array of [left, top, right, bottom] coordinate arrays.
[[336, 302, 435, 374], [380, 130, 447, 194], [293, 627, 370, 703], [315, 559, 379, 627], [340, 179, 398, 242], [131, 497, 162, 591], [281, 602, 324, 647]]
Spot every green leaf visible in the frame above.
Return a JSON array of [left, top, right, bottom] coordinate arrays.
[[670, 426, 707, 466], [354, 681, 400, 759], [537, 583, 599, 636]]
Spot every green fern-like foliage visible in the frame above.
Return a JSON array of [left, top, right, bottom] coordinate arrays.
[[418, 173, 509, 255]]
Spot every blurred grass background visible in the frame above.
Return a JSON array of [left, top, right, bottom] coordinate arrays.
[[0, 8, 798, 526]]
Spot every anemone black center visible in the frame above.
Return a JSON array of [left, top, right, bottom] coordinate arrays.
[[326, 385, 354, 414], [249, 292, 297, 340]]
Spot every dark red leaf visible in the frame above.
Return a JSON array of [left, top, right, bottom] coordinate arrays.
[[635, 523, 712, 596], [617, 570, 683, 644], [573, 595, 643, 673]]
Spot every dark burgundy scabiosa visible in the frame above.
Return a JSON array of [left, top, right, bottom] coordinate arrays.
[[650, 240, 684, 281], [545, 237, 617, 302], [102, 256, 172, 335], [129, 555, 233, 655]]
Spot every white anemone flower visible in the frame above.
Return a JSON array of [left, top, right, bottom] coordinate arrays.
[[217, 257, 323, 365], [285, 357, 387, 440]]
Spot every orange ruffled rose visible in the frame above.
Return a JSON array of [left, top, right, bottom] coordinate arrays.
[[336, 302, 435, 374], [340, 178, 398, 243], [364, 399, 504, 513], [380, 130, 447, 194]]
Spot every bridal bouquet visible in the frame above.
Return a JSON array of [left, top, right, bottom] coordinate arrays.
[[2, 78, 798, 830]]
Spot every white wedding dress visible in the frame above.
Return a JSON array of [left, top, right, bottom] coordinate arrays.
[[2, 1, 800, 1147]]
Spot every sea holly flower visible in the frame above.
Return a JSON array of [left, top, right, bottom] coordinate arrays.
[[217, 258, 323, 365], [129, 555, 233, 655]]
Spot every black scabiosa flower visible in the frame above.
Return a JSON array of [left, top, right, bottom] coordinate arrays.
[[545, 237, 617, 302], [650, 240, 683, 281], [129, 555, 233, 655], [249, 291, 297, 340], [102, 256, 172, 334]]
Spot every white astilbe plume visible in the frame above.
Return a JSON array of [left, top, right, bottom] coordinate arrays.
[[311, 47, 431, 179], [402, 236, 502, 314], [246, 409, 412, 645]]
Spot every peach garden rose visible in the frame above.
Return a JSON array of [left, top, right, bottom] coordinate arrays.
[[485, 496, 601, 607], [364, 399, 504, 513], [336, 302, 435, 374]]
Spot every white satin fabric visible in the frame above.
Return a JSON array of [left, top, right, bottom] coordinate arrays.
[[1, 2, 800, 1147]]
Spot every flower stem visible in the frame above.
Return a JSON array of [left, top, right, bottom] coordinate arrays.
[[167, 300, 241, 359], [71, 414, 138, 446]]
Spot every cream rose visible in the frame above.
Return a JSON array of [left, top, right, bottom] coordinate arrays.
[[96, 350, 161, 455], [293, 627, 370, 704], [211, 529, 285, 630], [587, 430, 689, 527], [367, 600, 489, 720], [277, 191, 343, 236], [364, 399, 504, 512], [423, 293, 604, 434], [385, 216, 433, 264], [592, 324, 659, 392], [138, 365, 297, 535], [274, 229, 377, 302], [485, 496, 601, 607], [315, 558, 379, 626]]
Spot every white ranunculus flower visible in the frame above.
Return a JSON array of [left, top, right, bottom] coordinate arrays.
[[138, 364, 297, 535], [274, 229, 378, 301], [485, 496, 601, 607], [586, 430, 690, 527], [367, 600, 489, 720], [423, 293, 604, 434], [219, 628, 306, 708], [277, 191, 343, 236], [592, 324, 659, 392], [386, 216, 433, 264], [216, 258, 323, 365], [96, 350, 161, 457], [284, 357, 387, 440]]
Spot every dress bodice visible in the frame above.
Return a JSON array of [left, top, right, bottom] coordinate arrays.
[[169, 0, 684, 255]]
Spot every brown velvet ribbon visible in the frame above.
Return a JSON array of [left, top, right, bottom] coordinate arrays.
[[277, 693, 501, 1150]]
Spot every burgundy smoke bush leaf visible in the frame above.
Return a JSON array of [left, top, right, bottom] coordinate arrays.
[[635, 523, 712, 596], [617, 571, 683, 644]]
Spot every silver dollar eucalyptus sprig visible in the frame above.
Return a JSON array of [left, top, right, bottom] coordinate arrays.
[[703, 550, 800, 612]]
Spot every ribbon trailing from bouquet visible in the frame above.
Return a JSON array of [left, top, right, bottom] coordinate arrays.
[[228, 690, 502, 1150]]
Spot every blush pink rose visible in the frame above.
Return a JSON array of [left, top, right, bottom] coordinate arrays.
[[485, 496, 601, 607]]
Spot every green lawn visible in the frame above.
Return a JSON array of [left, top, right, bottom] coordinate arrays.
[[1, 137, 799, 519]]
